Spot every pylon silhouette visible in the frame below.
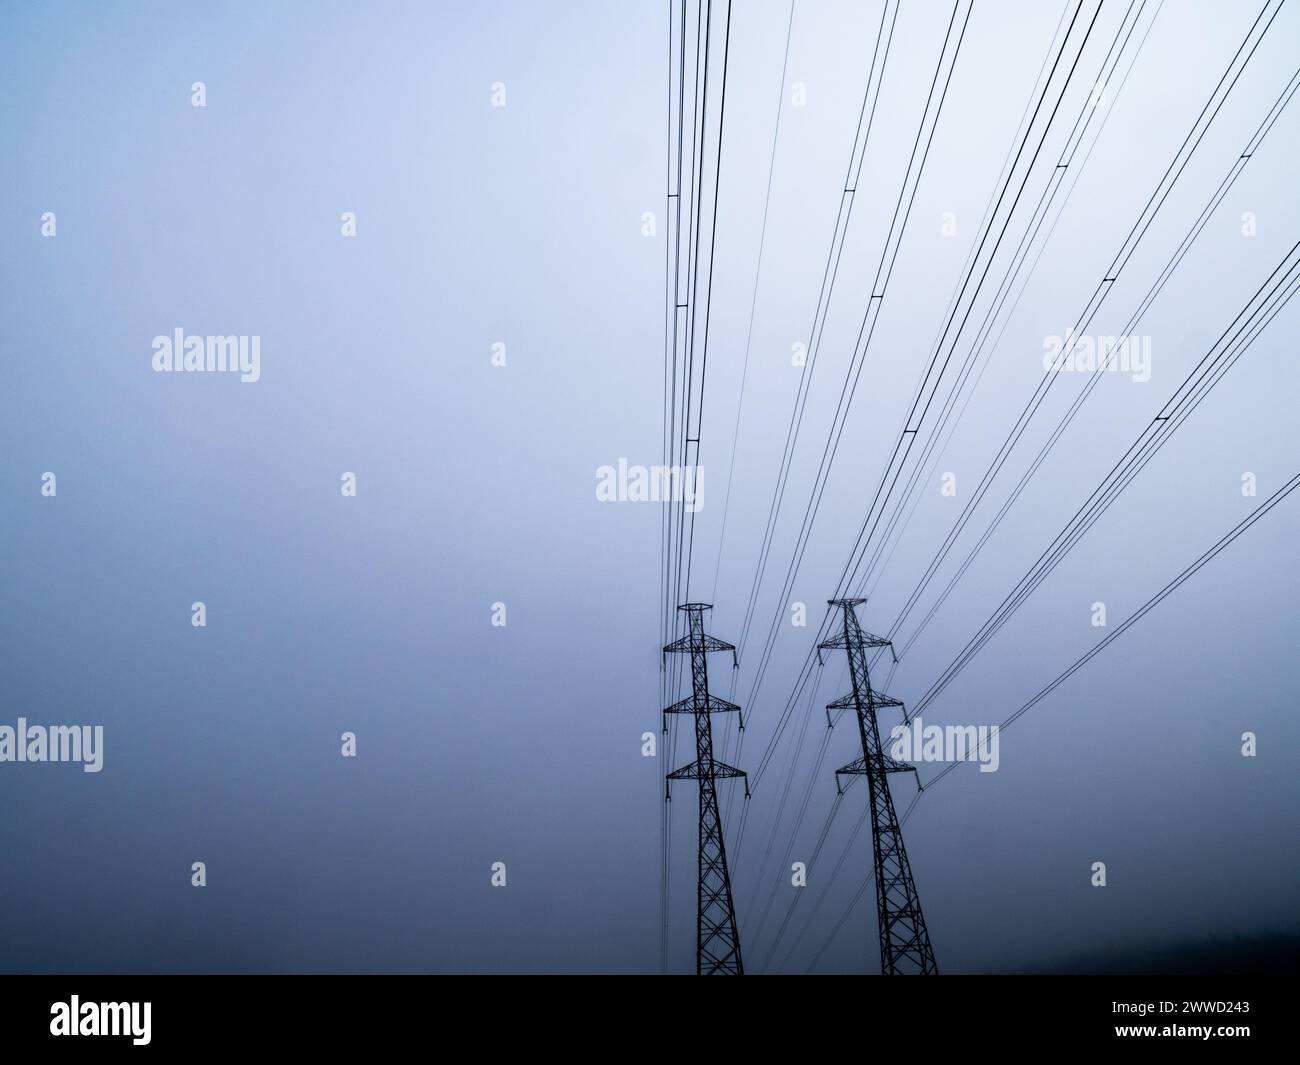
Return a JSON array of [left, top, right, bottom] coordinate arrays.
[[819, 598, 937, 975], [664, 603, 747, 975]]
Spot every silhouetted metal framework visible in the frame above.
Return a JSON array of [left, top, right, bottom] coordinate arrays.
[[819, 599, 938, 975], [664, 603, 747, 975]]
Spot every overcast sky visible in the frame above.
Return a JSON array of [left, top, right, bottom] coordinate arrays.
[[1, 0, 1297, 973]]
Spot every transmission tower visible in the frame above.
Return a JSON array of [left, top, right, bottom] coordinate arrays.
[[819, 598, 938, 975], [664, 603, 748, 975]]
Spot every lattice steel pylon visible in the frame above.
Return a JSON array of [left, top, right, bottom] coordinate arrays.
[[819, 598, 938, 975], [664, 603, 747, 975]]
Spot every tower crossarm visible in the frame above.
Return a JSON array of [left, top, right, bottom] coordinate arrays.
[[667, 758, 746, 782], [663, 632, 736, 655], [664, 693, 741, 716], [817, 630, 892, 653], [827, 689, 904, 712], [835, 755, 919, 779]]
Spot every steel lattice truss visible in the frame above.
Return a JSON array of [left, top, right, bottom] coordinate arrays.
[[664, 603, 747, 975], [820, 599, 938, 975]]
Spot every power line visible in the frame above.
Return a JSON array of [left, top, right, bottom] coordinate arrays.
[[709, 0, 797, 606], [888, 57, 1300, 666], [738, 0, 971, 722], [857, 0, 1161, 600], [721, 0, 907, 841], [911, 237, 1300, 718], [863, 1, 1290, 667], [729, 0, 1080, 917], [732, 0, 905, 665], [914, 469, 1300, 801], [747, 0, 1105, 797], [710, 0, 798, 819], [806, 452, 1297, 971], [659, 0, 695, 976], [661, 0, 732, 974]]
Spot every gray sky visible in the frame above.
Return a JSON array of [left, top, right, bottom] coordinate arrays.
[[1, 0, 1297, 973]]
